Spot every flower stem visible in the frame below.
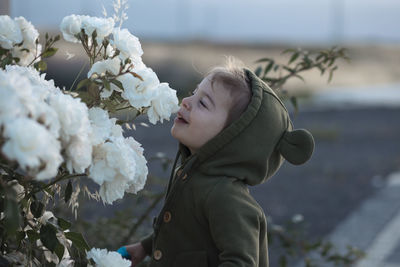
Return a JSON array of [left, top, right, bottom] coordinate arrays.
[[68, 61, 88, 91]]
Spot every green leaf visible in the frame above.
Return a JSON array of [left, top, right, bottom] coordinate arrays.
[[103, 80, 111, 90], [40, 224, 59, 252], [316, 54, 324, 62], [255, 57, 273, 63], [328, 57, 335, 67], [263, 61, 274, 77], [328, 66, 338, 83], [254, 66, 262, 77], [42, 47, 58, 58], [281, 48, 296, 55], [54, 34, 61, 42], [92, 30, 97, 41], [30, 200, 45, 218], [65, 232, 90, 251], [27, 230, 40, 243], [57, 217, 71, 231], [34, 61, 47, 71], [288, 52, 299, 64], [124, 58, 131, 65], [76, 78, 91, 90], [4, 196, 21, 235], [0, 47, 9, 56], [282, 66, 295, 74], [54, 242, 65, 261], [111, 79, 124, 90], [16, 230, 25, 244], [64, 180, 72, 203], [88, 83, 100, 101]]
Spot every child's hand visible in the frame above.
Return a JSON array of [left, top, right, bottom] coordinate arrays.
[[125, 242, 147, 267]]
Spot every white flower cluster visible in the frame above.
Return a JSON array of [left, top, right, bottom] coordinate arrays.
[[60, 14, 180, 125], [88, 108, 147, 204], [0, 66, 147, 203], [87, 248, 131, 267], [60, 15, 115, 44], [0, 15, 41, 66], [1, 66, 64, 180], [0, 65, 92, 180]]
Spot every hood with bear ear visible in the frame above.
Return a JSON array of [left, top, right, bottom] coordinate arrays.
[[175, 68, 315, 186]]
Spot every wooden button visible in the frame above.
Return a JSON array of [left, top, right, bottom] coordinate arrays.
[[182, 173, 188, 180], [163, 211, 172, 222], [153, 249, 162, 260]]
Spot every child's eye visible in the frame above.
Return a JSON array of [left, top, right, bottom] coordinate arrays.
[[200, 100, 207, 108]]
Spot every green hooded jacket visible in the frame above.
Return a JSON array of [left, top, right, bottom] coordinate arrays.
[[140, 69, 314, 267]]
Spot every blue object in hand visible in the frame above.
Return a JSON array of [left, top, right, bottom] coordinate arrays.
[[117, 246, 131, 260]]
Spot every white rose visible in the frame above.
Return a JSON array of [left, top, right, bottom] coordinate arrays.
[[0, 67, 61, 137], [110, 123, 123, 139], [87, 57, 121, 98], [0, 15, 23, 49], [87, 57, 121, 77], [147, 83, 180, 124], [14, 17, 39, 49], [65, 135, 92, 174], [12, 43, 42, 67], [87, 248, 130, 267], [89, 137, 138, 204], [49, 92, 89, 141], [125, 137, 148, 194], [112, 28, 143, 60], [49, 92, 92, 173], [1, 118, 62, 180], [88, 107, 116, 145], [99, 174, 130, 204], [81, 16, 114, 44], [88, 158, 117, 185], [0, 69, 30, 124], [12, 17, 42, 66], [12, 17, 41, 66], [60, 15, 83, 43], [120, 67, 159, 109], [5, 65, 57, 101]]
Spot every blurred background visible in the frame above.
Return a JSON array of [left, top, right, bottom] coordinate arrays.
[[2, 0, 400, 265]]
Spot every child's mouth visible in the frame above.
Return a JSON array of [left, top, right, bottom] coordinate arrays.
[[175, 117, 188, 124], [176, 111, 189, 124]]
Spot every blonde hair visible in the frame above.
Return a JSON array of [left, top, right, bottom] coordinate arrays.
[[207, 56, 252, 128]]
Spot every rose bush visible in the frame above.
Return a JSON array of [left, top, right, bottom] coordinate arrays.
[[0, 10, 179, 266]]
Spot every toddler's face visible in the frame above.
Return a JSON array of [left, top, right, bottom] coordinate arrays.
[[171, 74, 232, 154]]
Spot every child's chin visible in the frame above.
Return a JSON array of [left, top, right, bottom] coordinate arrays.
[[170, 125, 180, 139]]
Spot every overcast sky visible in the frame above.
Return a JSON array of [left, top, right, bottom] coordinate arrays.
[[10, 0, 400, 44]]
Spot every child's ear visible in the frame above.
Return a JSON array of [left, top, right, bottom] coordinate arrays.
[[277, 129, 315, 165]]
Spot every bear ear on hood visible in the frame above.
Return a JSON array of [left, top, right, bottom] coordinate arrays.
[[277, 129, 315, 165]]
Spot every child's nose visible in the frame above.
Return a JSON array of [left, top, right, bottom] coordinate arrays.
[[181, 96, 191, 110]]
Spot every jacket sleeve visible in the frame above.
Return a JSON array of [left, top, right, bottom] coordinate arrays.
[[204, 180, 264, 267], [140, 232, 154, 256]]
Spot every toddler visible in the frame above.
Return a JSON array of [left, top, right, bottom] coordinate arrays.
[[122, 58, 314, 267]]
